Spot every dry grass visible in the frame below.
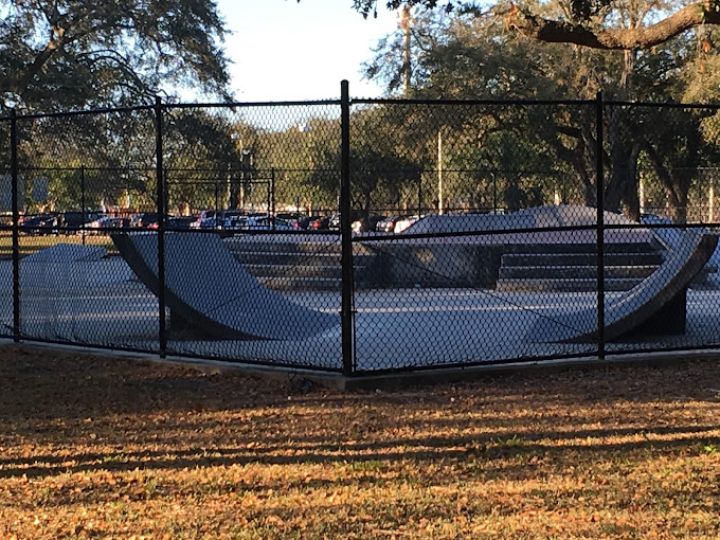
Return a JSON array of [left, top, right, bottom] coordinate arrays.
[[0, 234, 115, 256], [0, 346, 719, 538]]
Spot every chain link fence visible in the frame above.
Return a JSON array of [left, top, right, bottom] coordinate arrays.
[[0, 89, 719, 375]]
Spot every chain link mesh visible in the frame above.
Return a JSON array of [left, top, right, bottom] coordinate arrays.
[[0, 98, 718, 373]]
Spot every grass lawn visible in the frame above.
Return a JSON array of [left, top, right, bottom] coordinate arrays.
[[0, 233, 115, 256], [0, 347, 719, 538]]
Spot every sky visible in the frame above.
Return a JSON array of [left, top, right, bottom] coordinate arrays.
[[215, 0, 401, 101]]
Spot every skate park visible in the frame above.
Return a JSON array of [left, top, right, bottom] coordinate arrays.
[[2, 203, 719, 375]]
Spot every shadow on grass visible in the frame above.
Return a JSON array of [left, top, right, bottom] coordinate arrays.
[[1, 423, 718, 481], [0, 347, 719, 483]]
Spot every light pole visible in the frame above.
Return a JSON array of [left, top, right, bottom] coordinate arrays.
[[437, 128, 444, 215]]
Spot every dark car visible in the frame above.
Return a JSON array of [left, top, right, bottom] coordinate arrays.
[[166, 216, 198, 230], [59, 211, 102, 232], [376, 216, 399, 233], [20, 213, 59, 235], [307, 216, 330, 230], [131, 213, 161, 229], [296, 215, 322, 230], [328, 212, 384, 232], [352, 214, 385, 233], [275, 212, 304, 230]]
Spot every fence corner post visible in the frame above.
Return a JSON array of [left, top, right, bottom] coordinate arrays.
[[155, 96, 167, 357], [340, 80, 355, 376], [10, 109, 20, 343], [595, 91, 605, 360]]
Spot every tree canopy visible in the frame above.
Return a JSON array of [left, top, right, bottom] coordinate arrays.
[[350, 0, 720, 51], [357, 3, 720, 222], [0, 0, 230, 112]]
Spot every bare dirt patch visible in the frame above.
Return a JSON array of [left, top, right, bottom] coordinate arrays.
[[1, 346, 719, 538]]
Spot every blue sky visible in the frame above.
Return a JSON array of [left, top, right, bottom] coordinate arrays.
[[215, 0, 400, 101]]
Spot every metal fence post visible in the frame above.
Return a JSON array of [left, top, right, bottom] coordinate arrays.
[[417, 175, 422, 217], [340, 80, 355, 376], [595, 91, 606, 360], [155, 96, 167, 357], [10, 109, 20, 343], [80, 165, 86, 246], [268, 167, 275, 231]]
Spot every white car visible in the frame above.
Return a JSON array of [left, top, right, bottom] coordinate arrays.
[[394, 215, 421, 233]]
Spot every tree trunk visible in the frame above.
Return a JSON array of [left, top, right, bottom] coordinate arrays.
[[504, 176, 523, 212], [668, 190, 688, 224], [622, 144, 641, 220]]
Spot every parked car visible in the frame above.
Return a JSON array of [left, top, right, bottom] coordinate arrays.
[[394, 215, 421, 233], [327, 211, 384, 232], [131, 213, 160, 229], [197, 210, 221, 229], [275, 212, 304, 230], [166, 216, 198, 230], [184, 215, 202, 229], [328, 213, 341, 230], [352, 214, 385, 233], [376, 216, 399, 233], [86, 215, 125, 230], [59, 211, 102, 231], [307, 215, 330, 230], [224, 214, 248, 230], [251, 216, 294, 231], [20, 213, 60, 235], [297, 215, 322, 230], [219, 211, 242, 230]]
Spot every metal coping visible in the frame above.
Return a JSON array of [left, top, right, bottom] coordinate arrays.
[[355, 221, 720, 243], [10, 225, 342, 236], [2, 221, 719, 238]]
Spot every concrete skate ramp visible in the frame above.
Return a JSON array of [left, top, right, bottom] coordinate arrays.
[[528, 230, 718, 343], [112, 232, 338, 340], [405, 205, 656, 245], [24, 243, 106, 263]]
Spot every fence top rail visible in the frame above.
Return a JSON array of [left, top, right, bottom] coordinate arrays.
[[4, 97, 720, 121], [163, 99, 342, 110], [2, 104, 155, 122], [352, 97, 597, 107], [605, 99, 720, 109]]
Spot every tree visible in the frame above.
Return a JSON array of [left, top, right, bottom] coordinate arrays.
[[363, 4, 720, 221], [0, 0, 230, 112], [305, 107, 423, 214]]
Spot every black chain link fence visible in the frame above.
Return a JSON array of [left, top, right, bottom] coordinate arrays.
[[0, 88, 719, 375]]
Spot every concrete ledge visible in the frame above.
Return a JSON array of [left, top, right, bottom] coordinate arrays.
[[3, 338, 719, 392]]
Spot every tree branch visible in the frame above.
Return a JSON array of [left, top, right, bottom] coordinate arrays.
[[505, 1, 719, 50]]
